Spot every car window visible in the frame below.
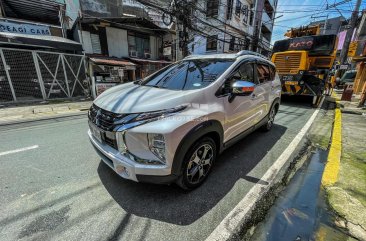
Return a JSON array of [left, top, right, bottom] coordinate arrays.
[[221, 63, 256, 95], [139, 59, 234, 90], [257, 64, 271, 84], [341, 71, 356, 81], [269, 66, 276, 81]]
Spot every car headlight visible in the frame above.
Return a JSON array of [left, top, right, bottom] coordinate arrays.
[[134, 105, 187, 122], [148, 133, 166, 163]]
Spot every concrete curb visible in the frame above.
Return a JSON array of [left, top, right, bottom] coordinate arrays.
[[0, 111, 88, 127], [0, 101, 92, 118]]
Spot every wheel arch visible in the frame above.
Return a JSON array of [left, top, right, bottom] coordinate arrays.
[[171, 120, 224, 177], [271, 97, 281, 113]]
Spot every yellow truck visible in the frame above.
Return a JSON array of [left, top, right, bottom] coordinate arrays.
[[271, 27, 338, 106]]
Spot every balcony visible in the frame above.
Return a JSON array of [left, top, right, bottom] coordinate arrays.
[[261, 11, 273, 32]]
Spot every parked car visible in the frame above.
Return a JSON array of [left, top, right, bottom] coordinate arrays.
[[336, 70, 357, 87], [88, 51, 282, 189]]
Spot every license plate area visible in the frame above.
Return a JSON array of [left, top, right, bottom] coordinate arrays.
[[282, 75, 294, 81], [285, 81, 298, 85], [89, 122, 103, 143]]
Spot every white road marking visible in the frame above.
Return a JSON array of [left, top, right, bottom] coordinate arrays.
[[206, 98, 324, 241], [0, 145, 39, 157]]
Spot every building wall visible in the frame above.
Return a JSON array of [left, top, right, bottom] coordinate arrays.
[[150, 36, 158, 59], [191, 0, 256, 55], [106, 27, 129, 58], [80, 30, 93, 54]]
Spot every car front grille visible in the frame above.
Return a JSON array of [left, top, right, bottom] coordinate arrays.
[[89, 104, 128, 150], [88, 104, 128, 132]]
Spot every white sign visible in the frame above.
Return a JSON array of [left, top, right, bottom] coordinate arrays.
[[118, 68, 124, 77], [339, 64, 349, 70], [0, 21, 51, 35], [96, 83, 117, 96], [163, 46, 172, 56]]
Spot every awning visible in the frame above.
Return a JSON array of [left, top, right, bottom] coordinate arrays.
[[2, 0, 64, 26], [0, 32, 83, 52], [129, 58, 172, 64], [90, 57, 136, 67]]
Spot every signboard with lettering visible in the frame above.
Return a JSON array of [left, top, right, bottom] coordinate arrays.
[[0, 21, 51, 35], [96, 83, 117, 96]]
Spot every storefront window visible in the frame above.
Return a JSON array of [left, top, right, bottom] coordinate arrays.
[[128, 32, 151, 58]]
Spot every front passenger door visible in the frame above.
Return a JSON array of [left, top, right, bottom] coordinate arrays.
[[222, 63, 264, 143]]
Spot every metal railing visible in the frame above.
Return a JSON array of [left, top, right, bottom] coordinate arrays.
[[0, 48, 90, 103]]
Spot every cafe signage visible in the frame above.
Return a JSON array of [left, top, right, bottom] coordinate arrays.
[[0, 21, 51, 35]]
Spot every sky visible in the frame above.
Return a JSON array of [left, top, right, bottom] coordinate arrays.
[[271, 0, 366, 45]]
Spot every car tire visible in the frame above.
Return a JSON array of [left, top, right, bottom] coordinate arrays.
[[261, 105, 277, 132], [176, 137, 217, 190]]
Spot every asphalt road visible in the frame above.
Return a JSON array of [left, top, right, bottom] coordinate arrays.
[[0, 99, 316, 241]]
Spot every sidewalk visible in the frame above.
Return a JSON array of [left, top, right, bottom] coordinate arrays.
[[322, 93, 366, 241], [0, 101, 92, 125]]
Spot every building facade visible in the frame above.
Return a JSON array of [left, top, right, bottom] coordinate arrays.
[[189, 0, 276, 56], [310, 16, 347, 35], [72, 0, 173, 97], [254, 0, 277, 55], [0, 0, 89, 103]]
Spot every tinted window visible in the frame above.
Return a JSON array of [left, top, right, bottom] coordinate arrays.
[[269, 66, 276, 81], [341, 71, 356, 81], [140, 59, 234, 90], [256, 64, 270, 83]]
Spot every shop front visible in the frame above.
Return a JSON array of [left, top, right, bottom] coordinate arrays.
[[129, 58, 172, 80], [89, 56, 136, 97]]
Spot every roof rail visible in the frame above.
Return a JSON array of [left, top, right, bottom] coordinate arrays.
[[236, 50, 268, 59]]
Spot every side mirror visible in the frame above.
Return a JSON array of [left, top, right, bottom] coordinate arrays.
[[231, 80, 255, 96]]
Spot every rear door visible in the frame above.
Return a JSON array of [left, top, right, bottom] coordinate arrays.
[[253, 62, 272, 124]]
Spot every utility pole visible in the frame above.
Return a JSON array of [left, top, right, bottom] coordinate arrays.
[[339, 0, 362, 65]]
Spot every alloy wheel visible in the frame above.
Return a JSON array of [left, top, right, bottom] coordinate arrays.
[[267, 108, 276, 129], [186, 144, 213, 185]]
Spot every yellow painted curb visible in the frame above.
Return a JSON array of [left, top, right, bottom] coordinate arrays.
[[322, 105, 342, 186]]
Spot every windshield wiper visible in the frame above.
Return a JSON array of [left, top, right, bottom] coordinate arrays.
[[146, 85, 167, 89]]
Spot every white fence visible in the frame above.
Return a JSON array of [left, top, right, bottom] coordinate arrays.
[[0, 48, 90, 103]]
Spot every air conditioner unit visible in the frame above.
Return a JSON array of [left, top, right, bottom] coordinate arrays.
[[130, 50, 137, 57], [144, 52, 151, 59]]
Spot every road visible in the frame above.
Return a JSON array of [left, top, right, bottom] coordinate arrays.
[[0, 100, 316, 241]]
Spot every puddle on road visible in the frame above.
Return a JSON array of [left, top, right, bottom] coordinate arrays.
[[250, 149, 352, 241]]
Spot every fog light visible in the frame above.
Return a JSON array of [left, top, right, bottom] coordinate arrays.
[[148, 133, 166, 163], [115, 165, 130, 177]]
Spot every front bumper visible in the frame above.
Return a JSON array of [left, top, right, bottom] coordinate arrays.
[[88, 130, 177, 184]]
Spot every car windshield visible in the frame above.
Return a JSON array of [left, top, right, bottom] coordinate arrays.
[[138, 59, 234, 90]]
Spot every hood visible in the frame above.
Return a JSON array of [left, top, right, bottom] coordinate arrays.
[[94, 82, 198, 113]]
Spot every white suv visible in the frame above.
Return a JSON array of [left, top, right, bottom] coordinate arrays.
[[88, 51, 281, 189]]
